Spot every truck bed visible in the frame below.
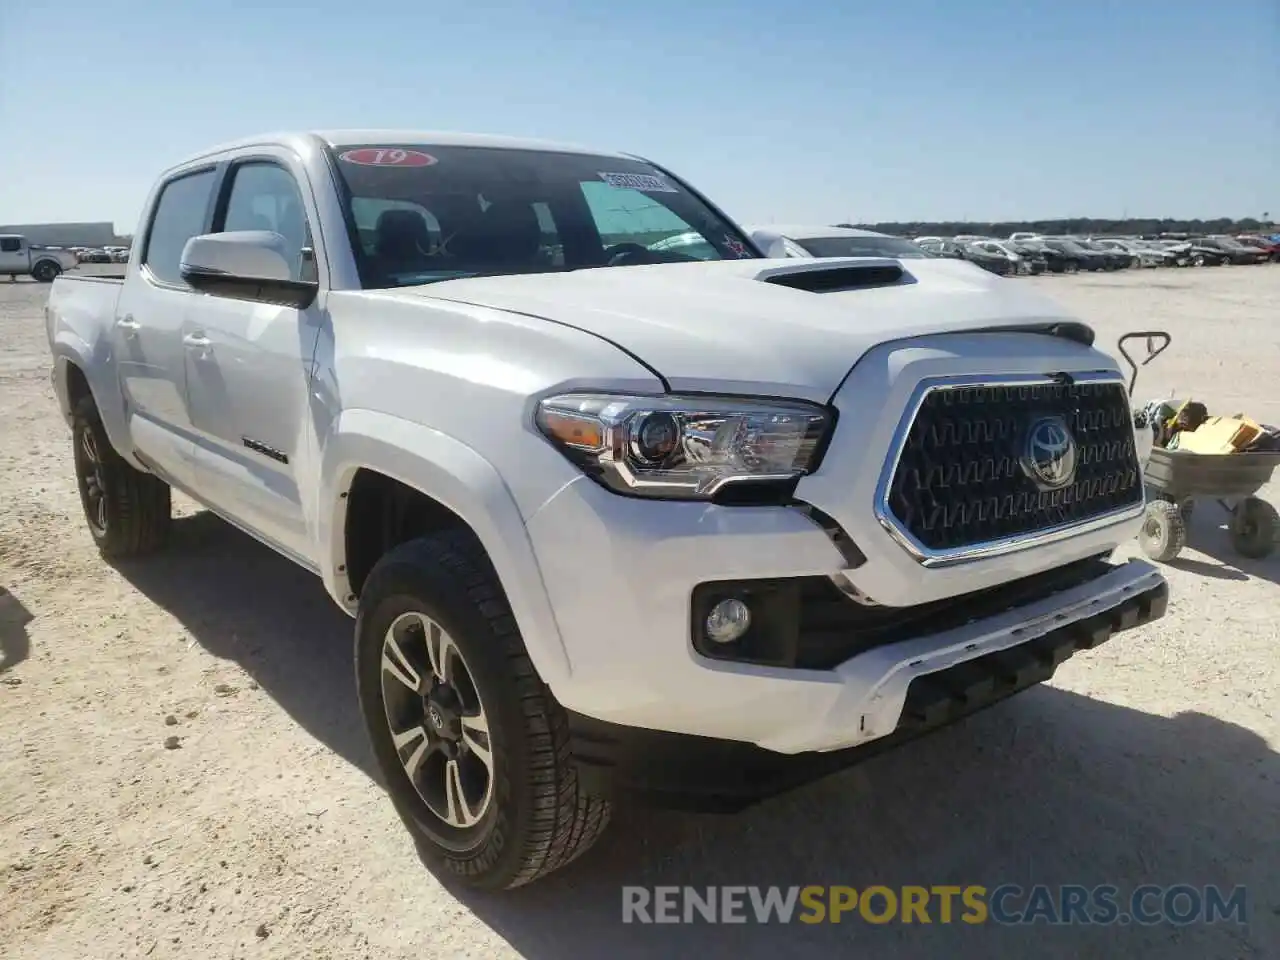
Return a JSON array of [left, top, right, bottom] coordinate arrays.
[[46, 274, 125, 375]]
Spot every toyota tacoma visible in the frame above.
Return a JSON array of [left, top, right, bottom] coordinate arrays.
[[46, 130, 1168, 889]]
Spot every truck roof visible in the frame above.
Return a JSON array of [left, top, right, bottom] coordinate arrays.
[[173, 130, 629, 169]]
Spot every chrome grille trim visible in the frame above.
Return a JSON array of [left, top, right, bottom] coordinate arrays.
[[873, 370, 1145, 568]]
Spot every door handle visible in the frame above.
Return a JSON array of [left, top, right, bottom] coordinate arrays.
[[116, 316, 141, 337]]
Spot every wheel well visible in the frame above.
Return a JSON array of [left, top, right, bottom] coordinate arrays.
[[344, 469, 468, 597], [65, 362, 91, 412]]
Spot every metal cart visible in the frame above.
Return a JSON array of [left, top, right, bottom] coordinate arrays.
[[1120, 331, 1280, 562]]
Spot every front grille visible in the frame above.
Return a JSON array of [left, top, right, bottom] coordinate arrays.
[[885, 379, 1142, 552]]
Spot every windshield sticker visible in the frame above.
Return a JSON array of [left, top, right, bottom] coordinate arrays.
[[723, 236, 749, 258], [598, 171, 678, 193], [339, 148, 438, 168]]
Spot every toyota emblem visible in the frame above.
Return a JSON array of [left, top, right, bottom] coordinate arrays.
[[1022, 416, 1078, 489]]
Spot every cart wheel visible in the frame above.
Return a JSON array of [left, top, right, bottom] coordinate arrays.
[[1139, 500, 1186, 562], [1229, 498, 1278, 559]]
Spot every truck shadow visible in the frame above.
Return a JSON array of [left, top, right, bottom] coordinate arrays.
[[0, 584, 34, 673], [112, 511, 375, 776], [112, 512, 1277, 960], [460, 695, 1277, 960]]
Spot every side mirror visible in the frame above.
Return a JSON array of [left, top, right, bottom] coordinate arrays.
[[180, 231, 318, 309]]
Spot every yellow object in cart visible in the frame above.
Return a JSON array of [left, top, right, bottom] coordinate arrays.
[[1174, 416, 1265, 454]]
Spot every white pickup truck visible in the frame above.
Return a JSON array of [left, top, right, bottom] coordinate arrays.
[[46, 130, 1168, 889], [2, 234, 77, 282]]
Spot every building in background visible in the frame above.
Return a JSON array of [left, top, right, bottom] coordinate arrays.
[[0, 222, 118, 247]]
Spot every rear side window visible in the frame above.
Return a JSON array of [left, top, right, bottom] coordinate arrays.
[[143, 169, 217, 284], [0, 237, 20, 252]]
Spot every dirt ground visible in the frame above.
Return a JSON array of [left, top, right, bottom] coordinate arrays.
[[2, 266, 1276, 959]]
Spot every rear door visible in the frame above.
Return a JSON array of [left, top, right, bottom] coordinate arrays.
[[184, 152, 325, 564], [113, 168, 219, 489]]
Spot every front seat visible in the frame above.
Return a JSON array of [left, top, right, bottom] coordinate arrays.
[[449, 200, 543, 270], [374, 210, 433, 274]]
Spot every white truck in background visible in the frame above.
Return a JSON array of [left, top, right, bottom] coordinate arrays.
[[45, 130, 1168, 890], [1, 235, 76, 282]]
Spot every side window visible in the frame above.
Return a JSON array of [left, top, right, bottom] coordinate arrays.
[[579, 181, 718, 259], [143, 170, 217, 284], [0, 237, 21, 253], [221, 162, 313, 282], [144, 171, 217, 284]]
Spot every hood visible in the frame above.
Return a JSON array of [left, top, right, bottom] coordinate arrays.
[[404, 258, 1088, 403]]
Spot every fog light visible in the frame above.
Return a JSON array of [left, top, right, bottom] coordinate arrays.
[[705, 598, 751, 644]]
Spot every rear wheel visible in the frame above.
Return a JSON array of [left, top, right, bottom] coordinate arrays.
[[1229, 498, 1277, 559], [32, 260, 61, 282], [72, 396, 170, 557], [1138, 500, 1186, 562], [355, 531, 610, 889]]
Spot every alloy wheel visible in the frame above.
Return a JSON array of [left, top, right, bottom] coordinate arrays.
[[75, 426, 109, 535], [380, 611, 494, 830]]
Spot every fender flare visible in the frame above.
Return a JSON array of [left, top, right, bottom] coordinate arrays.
[[50, 338, 143, 469], [319, 408, 572, 688]]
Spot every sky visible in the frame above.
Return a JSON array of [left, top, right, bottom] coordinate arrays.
[[1, 0, 1276, 234]]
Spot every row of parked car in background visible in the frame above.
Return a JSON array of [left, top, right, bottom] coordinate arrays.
[[70, 245, 131, 263], [734, 225, 1280, 279], [909, 232, 1280, 276]]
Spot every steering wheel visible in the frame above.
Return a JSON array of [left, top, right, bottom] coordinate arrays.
[[603, 242, 652, 266]]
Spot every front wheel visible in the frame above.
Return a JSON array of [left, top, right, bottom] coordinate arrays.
[[355, 531, 610, 889], [72, 396, 171, 557]]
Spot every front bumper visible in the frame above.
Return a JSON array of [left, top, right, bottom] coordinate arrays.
[[568, 573, 1168, 810], [529, 469, 1163, 756], [525, 333, 1158, 761]]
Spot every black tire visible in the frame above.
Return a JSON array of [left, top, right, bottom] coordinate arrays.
[[1229, 497, 1278, 560], [72, 395, 171, 557], [354, 530, 610, 890], [1192, 254, 1206, 267], [1138, 500, 1186, 562], [1065, 260, 1080, 274], [33, 260, 61, 282]]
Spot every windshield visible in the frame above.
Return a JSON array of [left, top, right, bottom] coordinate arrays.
[[1046, 239, 1088, 254], [795, 235, 932, 259], [331, 144, 758, 288]]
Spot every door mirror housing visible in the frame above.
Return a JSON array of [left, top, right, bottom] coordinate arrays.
[[180, 231, 318, 309]]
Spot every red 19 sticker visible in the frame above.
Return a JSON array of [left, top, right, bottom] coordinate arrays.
[[339, 148, 437, 167]]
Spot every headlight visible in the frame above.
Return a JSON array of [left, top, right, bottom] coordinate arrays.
[[535, 393, 832, 500]]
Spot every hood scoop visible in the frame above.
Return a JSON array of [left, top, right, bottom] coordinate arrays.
[[755, 258, 911, 294]]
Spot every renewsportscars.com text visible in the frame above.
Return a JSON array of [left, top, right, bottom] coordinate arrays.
[[621, 884, 1248, 926]]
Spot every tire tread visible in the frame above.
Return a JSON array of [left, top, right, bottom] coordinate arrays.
[[73, 396, 170, 558], [365, 530, 610, 889]]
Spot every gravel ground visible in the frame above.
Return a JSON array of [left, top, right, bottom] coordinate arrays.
[[1, 266, 1277, 960]]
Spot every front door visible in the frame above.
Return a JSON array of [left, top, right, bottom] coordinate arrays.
[[0, 236, 27, 274], [185, 157, 324, 564]]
